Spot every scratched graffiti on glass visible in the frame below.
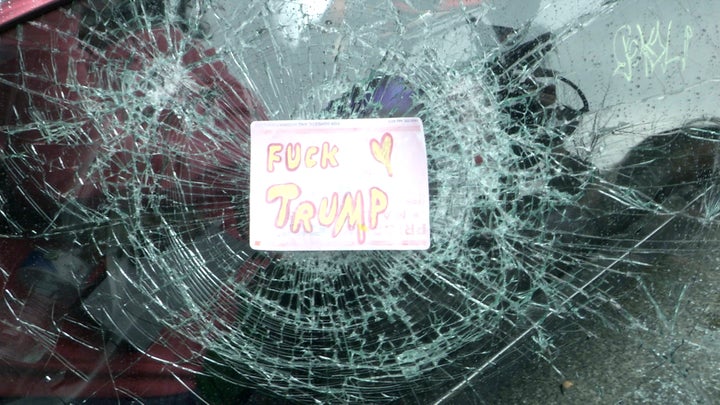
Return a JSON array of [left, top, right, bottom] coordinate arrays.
[[613, 20, 693, 81]]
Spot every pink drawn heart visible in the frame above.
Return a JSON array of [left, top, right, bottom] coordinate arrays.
[[370, 132, 394, 177]]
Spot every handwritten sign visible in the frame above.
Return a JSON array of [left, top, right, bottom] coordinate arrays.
[[250, 118, 430, 251], [613, 20, 693, 82]]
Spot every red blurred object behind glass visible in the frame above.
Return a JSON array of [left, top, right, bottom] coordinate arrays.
[[0, 0, 70, 31], [0, 3, 266, 399]]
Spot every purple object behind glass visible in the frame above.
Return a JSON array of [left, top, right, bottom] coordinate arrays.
[[328, 75, 422, 118]]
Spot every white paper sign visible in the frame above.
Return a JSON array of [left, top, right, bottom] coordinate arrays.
[[250, 118, 429, 251]]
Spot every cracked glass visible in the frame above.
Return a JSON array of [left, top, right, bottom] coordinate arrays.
[[0, 0, 719, 403]]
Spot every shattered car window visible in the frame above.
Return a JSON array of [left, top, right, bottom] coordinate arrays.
[[0, 0, 719, 403]]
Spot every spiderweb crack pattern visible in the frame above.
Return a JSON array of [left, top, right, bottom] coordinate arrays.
[[0, 1, 718, 403]]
